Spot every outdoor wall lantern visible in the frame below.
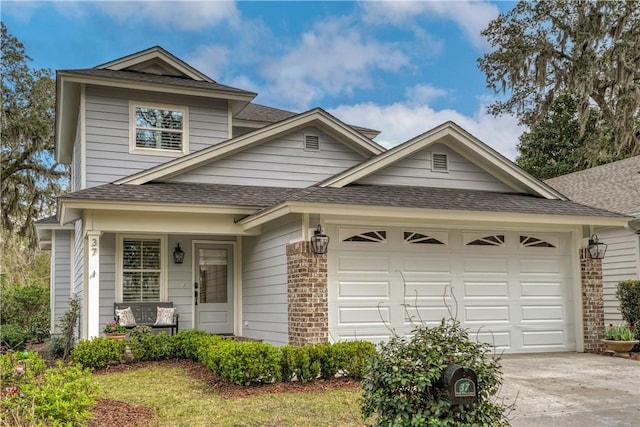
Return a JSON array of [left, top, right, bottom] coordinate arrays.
[[173, 243, 185, 264], [587, 234, 607, 260], [310, 225, 330, 255]]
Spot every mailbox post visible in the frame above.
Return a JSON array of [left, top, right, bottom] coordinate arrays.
[[442, 363, 478, 406]]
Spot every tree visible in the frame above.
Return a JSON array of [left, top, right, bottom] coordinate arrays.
[[516, 92, 633, 179], [479, 1, 640, 156], [1, 22, 68, 247]]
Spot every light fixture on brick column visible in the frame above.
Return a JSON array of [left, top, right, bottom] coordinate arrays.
[[587, 234, 607, 259], [310, 224, 329, 255]]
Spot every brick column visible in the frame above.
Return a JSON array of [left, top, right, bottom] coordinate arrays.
[[580, 248, 605, 353], [287, 241, 328, 346]]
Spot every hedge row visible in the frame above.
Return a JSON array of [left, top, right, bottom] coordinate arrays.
[[71, 328, 376, 386]]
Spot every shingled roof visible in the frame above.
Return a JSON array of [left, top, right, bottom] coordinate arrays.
[[60, 183, 625, 219], [59, 69, 256, 96], [546, 156, 640, 216]]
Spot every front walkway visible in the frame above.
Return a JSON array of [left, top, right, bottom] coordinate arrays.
[[500, 353, 640, 426]]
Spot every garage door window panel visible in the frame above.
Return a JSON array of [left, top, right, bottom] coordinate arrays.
[[404, 231, 448, 245], [466, 234, 505, 246], [342, 230, 387, 243]]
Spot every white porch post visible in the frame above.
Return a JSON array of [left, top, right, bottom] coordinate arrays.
[[87, 231, 101, 339]]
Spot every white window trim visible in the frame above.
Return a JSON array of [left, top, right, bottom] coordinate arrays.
[[115, 234, 168, 303], [129, 101, 189, 157]]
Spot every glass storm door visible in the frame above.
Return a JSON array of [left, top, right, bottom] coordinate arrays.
[[194, 244, 233, 334]]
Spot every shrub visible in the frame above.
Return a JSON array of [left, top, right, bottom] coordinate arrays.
[[0, 351, 47, 386], [332, 340, 376, 380], [47, 334, 65, 359], [130, 330, 175, 362], [71, 337, 125, 370], [280, 345, 321, 383], [361, 319, 510, 427], [1, 362, 98, 426], [57, 294, 80, 361], [0, 324, 28, 351], [0, 282, 50, 343], [216, 341, 282, 386], [617, 280, 640, 333], [314, 342, 340, 379], [172, 329, 215, 360]]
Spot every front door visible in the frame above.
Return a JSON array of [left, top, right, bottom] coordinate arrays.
[[194, 244, 234, 334]]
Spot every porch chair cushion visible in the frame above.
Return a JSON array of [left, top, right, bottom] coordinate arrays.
[[115, 307, 137, 327], [154, 307, 175, 326]]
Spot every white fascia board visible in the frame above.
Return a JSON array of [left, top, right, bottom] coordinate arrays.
[[239, 201, 631, 231], [57, 72, 255, 103], [116, 109, 384, 185], [96, 47, 212, 82], [58, 199, 257, 224], [55, 77, 81, 164], [320, 122, 565, 200]]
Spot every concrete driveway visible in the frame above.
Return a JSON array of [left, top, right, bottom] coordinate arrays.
[[500, 353, 639, 426]]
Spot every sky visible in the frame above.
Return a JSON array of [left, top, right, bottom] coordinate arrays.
[[2, 0, 524, 159]]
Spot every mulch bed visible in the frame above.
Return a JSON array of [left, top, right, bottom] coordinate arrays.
[[87, 359, 361, 427]]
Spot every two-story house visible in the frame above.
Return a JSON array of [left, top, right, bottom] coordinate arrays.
[[36, 46, 628, 353]]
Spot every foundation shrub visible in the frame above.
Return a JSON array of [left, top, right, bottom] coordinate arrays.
[[280, 345, 321, 383], [617, 280, 640, 333], [71, 337, 125, 370], [216, 341, 282, 386], [361, 319, 510, 427], [172, 329, 215, 360], [129, 326, 175, 361], [332, 340, 376, 380]]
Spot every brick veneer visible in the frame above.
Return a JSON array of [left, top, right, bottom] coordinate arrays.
[[580, 248, 605, 353], [286, 241, 328, 346]]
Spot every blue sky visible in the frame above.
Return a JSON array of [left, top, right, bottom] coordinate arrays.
[[2, 0, 523, 159]]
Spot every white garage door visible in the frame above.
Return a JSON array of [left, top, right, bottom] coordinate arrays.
[[328, 226, 576, 353]]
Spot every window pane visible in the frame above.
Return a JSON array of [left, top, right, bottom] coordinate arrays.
[[123, 240, 141, 269], [141, 273, 160, 301], [141, 240, 160, 269], [135, 107, 183, 151]]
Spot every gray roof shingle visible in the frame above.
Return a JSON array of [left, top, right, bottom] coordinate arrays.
[[60, 183, 625, 219], [59, 69, 256, 96], [546, 156, 640, 216]]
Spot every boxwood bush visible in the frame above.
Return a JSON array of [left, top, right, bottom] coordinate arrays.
[[216, 341, 282, 386], [129, 326, 175, 361], [71, 337, 125, 370]]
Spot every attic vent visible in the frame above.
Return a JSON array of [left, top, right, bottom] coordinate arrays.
[[304, 135, 320, 151], [432, 153, 449, 172]]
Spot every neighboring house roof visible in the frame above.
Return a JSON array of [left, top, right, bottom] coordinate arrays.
[[57, 182, 627, 228], [319, 121, 566, 200], [546, 156, 640, 216], [234, 103, 380, 138], [115, 108, 386, 185], [235, 103, 298, 123]]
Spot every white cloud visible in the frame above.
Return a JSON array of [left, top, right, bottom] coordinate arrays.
[[260, 17, 410, 110], [329, 101, 523, 160], [94, 0, 240, 30], [361, 1, 500, 49], [185, 45, 229, 80], [405, 84, 448, 106]]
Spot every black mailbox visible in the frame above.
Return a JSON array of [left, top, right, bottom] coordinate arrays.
[[443, 363, 478, 405]]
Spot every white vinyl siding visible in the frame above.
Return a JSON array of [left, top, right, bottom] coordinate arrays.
[[597, 227, 640, 324], [357, 143, 513, 192], [169, 127, 366, 188], [242, 214, 302, 345], [51, 230, 72, 333], [84, 86, 228, 187]]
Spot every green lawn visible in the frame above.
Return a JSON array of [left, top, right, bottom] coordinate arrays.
[[94, 365, 365, 426]]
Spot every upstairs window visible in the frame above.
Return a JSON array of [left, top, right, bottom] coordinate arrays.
[[130, 102, 188, 155]]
